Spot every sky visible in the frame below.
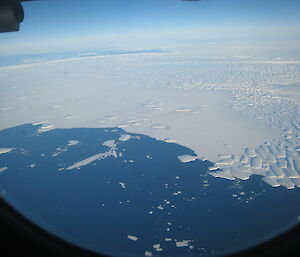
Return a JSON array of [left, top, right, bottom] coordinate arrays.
[[0, 0, 300, 56]]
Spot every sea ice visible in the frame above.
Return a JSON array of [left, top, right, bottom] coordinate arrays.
[[127, 235, 138, 241], [68, 140, 79, 146], [118, 134, 131, 141], [177, 155, 198, 163], [0, 167, 8, 173], [176, 240, 191, 247], [66, 142, 118, 170], [0, 148, 14, 154], [102, 140, 116, 148], [119, 182, 126, 189], [144, 251, 152, 257], [1, 52, 299, 189]]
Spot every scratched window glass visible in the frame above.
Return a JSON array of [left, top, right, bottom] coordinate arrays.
[[0, 0, 300, 256]]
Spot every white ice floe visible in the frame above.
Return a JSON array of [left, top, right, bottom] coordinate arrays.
[[0, 148, 14, 154], [177, 154, 198, 163], [66, 153, 107, 170], [118, 134, 131, 141], [0, 167, 8, 173], [175, 240, 192, 247], [172, 191, 182, 196], [68, 140, 79, 146], [144, 251, 153, 257], [119, 182, 126, 189], [102, 140, 116, 148], [66, 142, 118, 170], [127, 235, 138, 241]]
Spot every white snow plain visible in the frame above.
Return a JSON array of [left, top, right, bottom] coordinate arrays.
[[0, 51, 299, 188]]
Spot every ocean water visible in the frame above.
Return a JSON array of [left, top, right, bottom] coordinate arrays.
[[1, 124, 300, 257]]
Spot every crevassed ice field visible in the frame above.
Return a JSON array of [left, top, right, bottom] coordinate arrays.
[[1, 50, 299, 188]]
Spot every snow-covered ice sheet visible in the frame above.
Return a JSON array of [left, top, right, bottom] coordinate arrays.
[[0, 52, 299, 188]]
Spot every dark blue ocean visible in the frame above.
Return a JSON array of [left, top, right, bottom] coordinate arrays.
[[0, 124, 300, 257]]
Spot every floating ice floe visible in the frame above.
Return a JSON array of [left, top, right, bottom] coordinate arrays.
[[119, 182, 126, 189], [66, 153, 106, 170], [153, 244, 162, 251], [144, 251, 152, 257], [102, 140, 116, 148], [172, 191, 182, 196], [0, 167, 8, 173], [66, 141, 118, 170], [177, 154, 198, 163], [118, 134, 131, 141], [175, 240, 192, 247], [127, 235, 138, 241], [67, 140, 79, 146], [0, 148, 14, 154]]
